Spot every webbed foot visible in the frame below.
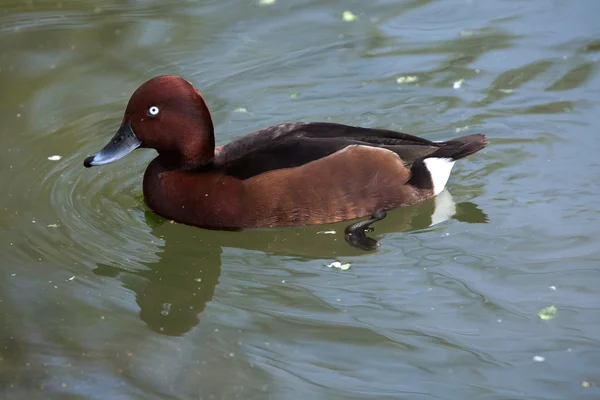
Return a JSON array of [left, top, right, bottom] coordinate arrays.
[[344, 210, 387, 251]]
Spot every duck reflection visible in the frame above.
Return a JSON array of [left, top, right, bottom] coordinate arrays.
[[93, 190, 487, 336]]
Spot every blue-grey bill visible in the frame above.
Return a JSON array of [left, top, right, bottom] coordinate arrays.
[[84, 121, 141, 167]]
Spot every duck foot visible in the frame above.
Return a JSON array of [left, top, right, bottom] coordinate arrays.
[[344, 210, 387, 251]]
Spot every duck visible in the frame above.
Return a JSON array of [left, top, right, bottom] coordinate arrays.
[[83, 75, 486, 250]]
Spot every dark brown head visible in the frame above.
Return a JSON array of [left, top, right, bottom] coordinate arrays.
[[84, 75, 215, 169]]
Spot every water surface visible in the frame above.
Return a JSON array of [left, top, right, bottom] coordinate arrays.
[[1, 0, 600, 399]]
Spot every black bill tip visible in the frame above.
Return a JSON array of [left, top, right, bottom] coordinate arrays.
[[83, 156, 95, 168]]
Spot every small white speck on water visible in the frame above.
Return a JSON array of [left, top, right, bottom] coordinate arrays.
[[233, 107, 248, 113], [396, 75, 418, 84], [11, 273, 16, 277], [453, 79, 464, 89], [48, 155, 62, 161], [533, 355, 545, 362], [342, 10, 358, 22], [16, 113, 21, 118], [327, 261, 351, 270], [259, 0, 275, 5], [497, 319, 502, 323], [317, 230, 336, 234], [548, 285, 556, 291]]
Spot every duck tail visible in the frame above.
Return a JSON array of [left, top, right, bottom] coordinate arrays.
[[409, 133, 486, 196], [433, 133, 487, 160]]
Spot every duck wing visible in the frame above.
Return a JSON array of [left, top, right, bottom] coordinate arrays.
[[215, 122, 444, 180]]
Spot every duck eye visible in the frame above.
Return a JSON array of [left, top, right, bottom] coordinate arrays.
[[148, 106, 160, 116]]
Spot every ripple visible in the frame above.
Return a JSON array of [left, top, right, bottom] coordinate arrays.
[[3, 108, 162, 273]]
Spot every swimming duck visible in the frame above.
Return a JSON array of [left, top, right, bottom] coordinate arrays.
[[84, 75, 486, 250]]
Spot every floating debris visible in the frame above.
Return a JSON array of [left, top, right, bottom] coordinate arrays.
[[47, 223, 59, 228], [290, 92, 299, 99], [396, 76, 418, 84], [67, 276, 75, 282], [327, 261, 351, 271], [533, 355, 545, 362], [498, 88, 513, 94], [342, 11, 357, 22], [259, 0, 276, 4], [582, 381, 590, 388], [317, 230, 336, 235], [538, 305, 557, 320], [548, 285, 557, 291], [453, 79, 464, 89], [48, 155, 62, 161], [233, 107, 248, 113]]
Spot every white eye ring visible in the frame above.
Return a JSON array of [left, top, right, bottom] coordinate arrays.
[[148, 106, 160, 116]]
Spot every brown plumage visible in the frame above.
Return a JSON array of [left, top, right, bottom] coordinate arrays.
[[83, 75, 487, 232]]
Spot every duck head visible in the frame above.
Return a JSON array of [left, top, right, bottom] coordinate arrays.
[[83, 75, 215, 169]]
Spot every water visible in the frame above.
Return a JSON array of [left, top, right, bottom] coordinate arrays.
[[1, 0, 600, 398]]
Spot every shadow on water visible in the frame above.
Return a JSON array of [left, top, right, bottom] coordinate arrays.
[[93, 190, 487, 336]]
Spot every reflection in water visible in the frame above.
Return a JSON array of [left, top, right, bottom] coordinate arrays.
[[93, 216, 223, 337], [92, 191, 487, 337]]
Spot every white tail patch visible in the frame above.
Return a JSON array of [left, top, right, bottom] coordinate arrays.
[[423, 158, 455, 195]]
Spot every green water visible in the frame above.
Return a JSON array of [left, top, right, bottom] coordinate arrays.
[[1, 0, 600, 399]]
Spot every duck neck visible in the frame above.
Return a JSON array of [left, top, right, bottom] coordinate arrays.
[[156, 150, 215, 172], [180, 98, 216, 170], [159, 118, 216, 171]]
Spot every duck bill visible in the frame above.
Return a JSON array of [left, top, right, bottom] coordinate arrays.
[[83, 121, 141, 167]]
